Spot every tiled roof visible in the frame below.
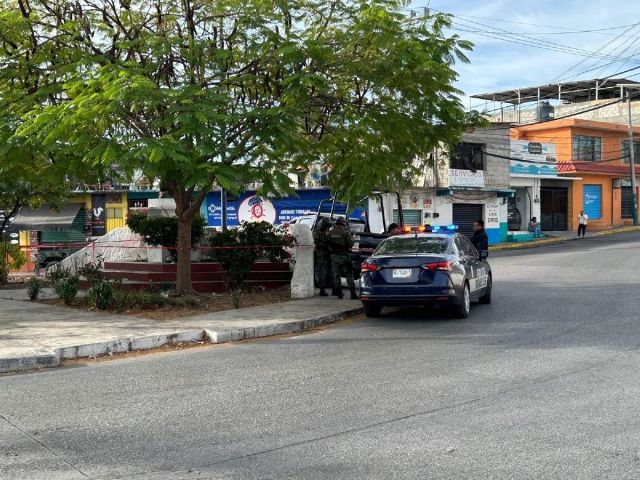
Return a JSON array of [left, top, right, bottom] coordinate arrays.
[[557, 162, 640, 176]]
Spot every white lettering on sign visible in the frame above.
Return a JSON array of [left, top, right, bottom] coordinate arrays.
[[485, 203, 499, 226], [449, 169, 485, 187]]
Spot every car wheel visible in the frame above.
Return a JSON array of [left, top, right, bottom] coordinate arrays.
[[453, 282, 470, 319], [362, 301, 382, 318], [479, 275, 492, 305]]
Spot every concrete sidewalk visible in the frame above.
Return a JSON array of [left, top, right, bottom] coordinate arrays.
[[0, 293, 363, 374]]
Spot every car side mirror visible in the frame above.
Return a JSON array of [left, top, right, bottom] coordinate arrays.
[[479, 250, 488, 260]]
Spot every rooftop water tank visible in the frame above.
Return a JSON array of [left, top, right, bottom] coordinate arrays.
[[536, 101, 555, 122]]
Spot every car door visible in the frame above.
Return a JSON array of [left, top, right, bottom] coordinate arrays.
[[460, 236, 488, 296]]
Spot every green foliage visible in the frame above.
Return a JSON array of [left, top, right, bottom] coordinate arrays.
[[88, 279, 115, 311], [126, 213, 207, 262], [113, 289, 167, 313], [206, 221, 295, 293], [1, 0, 482, 292], [26, 277, 44, 301], [0, 237, 27, 285], [46, 265, 72, 285], [54, 276, 80, 306], [78, 255, 104, 286]]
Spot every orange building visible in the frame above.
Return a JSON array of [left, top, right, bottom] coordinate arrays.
[[512, 119, 640, 231]]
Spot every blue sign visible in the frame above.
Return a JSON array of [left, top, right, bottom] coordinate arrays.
[[583, 185, 602, 220], [205, 190, 365, 227]]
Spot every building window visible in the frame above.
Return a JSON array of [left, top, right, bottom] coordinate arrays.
[[573, 135, 601, 162], [622, 187, 634, 218], [450, 143, 484, 171], [106, 208, 123, 219], [106, 193, 123, 204], [621, 140, 640, 164], [393, 209, 423, 227]]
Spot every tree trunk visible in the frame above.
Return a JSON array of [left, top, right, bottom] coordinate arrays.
[[175, 212, 194, 294], [172, 186, 209, 295]]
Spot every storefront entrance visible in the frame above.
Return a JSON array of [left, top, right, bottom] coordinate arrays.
[[541, 187, 568, 231], [452, 203, 483, 239]]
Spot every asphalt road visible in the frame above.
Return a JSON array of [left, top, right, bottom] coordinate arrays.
[[2, 232, 640, 480]]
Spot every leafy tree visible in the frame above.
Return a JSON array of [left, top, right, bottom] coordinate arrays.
[[0, 237, 26, 285], [0, 0, 482, 293]]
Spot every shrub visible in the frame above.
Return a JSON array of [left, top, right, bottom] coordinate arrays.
[[46, 265, 72, 284], [205, 222, 295, 307], [126, 212, 207, 262], [55, 275, 80, 305], [78, 255, 104, 286], [88, 279, 115, 311], [26, 277, 44, 301]]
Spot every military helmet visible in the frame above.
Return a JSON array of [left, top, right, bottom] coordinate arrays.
[[335, 217, 347, 226], [321, 217, 333, 228]]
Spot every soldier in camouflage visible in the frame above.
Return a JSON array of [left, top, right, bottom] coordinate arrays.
[[313, 217, 332, 296], [328, 217, 358, 300]]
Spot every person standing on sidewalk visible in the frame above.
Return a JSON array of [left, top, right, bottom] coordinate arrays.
[[577, 211, 588, 238], [471, 220, 489, 254], [313, 217, 332, 296], [328, 218, 358, 300]]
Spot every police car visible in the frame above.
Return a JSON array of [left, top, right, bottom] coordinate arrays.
[[359, 225, 491, 318]]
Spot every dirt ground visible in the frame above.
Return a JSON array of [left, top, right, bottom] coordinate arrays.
[[38, 287, 294, 320]]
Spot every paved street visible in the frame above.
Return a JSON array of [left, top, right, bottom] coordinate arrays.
[[2, 232, 640, 479]]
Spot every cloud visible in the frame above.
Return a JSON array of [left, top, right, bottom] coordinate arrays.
[[412, 0, 640, 109]]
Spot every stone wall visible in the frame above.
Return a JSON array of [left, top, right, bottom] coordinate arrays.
[[462, 125, 511, 190], [50, 228, 146, 273]]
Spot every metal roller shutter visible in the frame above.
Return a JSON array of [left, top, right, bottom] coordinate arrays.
[[393, 209, 422, 227], [40, 208, 87, 245], [452, 203, 483, 239], [621, 187, 633, 219]]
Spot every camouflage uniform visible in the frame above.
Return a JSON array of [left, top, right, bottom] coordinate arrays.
[[328, 225, 356, 296], [313, 225, 331, 289]]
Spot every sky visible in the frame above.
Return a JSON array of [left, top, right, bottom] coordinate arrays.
[[409, 0, 640, 111]]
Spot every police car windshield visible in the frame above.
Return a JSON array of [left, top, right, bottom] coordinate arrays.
[[375, 236, 449, 255]]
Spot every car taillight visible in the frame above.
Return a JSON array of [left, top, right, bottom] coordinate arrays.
[[421, 261, 452, 271], [361, 263, 380, 272]]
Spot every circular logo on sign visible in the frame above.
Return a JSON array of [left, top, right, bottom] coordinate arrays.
[[238, 196, 277, 223]]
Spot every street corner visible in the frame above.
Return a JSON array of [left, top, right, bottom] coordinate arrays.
[[0, 346, 60, 374], [489, 237, 564, 251]]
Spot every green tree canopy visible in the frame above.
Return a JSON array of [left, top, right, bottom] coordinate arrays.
[[0, 0, 483, 292]]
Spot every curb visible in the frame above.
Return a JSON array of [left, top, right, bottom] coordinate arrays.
[[489, 237, 564, 251], [596, 226, 640, 236], [0, 307, 363, 374]]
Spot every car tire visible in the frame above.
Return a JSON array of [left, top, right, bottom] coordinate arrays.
[[479, 275, 492, 305], [362, 301, 382, 318], [453, 283, 470, 319]]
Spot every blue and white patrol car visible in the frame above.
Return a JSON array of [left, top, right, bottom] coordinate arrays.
[[359, 225, 491, 318]]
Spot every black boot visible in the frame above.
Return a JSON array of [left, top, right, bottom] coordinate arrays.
[[331, 288, 340, 296], [319, 287, 328, 297], [350, 288, 359, 300], [337, 289, 344, 299]]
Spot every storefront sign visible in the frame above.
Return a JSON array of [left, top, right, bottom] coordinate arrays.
[[450, 169, 485, 187], [206, 190, 364, 227], [91, 194, 107, 236], [485, 203, 500, 227], [510, 140, 558, 176]]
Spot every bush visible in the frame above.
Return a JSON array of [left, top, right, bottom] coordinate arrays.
[[46, 265, 72, 284], [55, 275, 80, 305], [78, 255, 104, 286], [88, 279, 115, 311], [26, 277, 44, 301], [126, 212, 207, 262], [205, 222, 295, 305]]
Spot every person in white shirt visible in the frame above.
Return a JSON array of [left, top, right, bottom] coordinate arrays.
[[577, 210, 588, 238]]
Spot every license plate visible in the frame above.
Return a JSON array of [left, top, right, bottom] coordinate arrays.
[[392, 268, 412, 279]]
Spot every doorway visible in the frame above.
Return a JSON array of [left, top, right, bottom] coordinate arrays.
[[540, 187, 568, 231]]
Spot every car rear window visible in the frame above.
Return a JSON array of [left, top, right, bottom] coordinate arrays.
[[375, 236, 449, 255]]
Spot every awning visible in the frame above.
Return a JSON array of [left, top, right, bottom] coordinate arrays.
[[437, 187, 515, 197], [11, 203, 84, 232]]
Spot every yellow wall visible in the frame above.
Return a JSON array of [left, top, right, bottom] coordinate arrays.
[[71, 191, 128, 234]]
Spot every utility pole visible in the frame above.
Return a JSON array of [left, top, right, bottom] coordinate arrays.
[[619, 84, 639, 226]]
